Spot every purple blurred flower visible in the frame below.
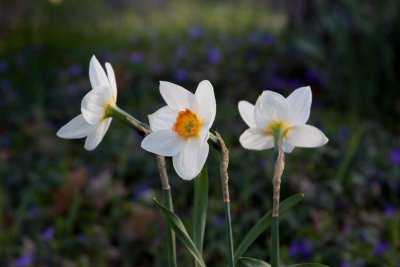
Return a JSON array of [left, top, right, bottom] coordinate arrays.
[[288, 239, 314, 260], [268, 77, 287, 91], [41, 226, 55, 241], [67, 64, 83, 77], [341, 261, 351, 267], [0, 60, 8, 73], [207, 48, 221, 65], [29, 206, 39, 218], [384, 205, 396, 219], [373, 242, 390, 256], [67, 83, 79, 95], [129, 52, 144, 64], [188, 26, 204, 39], [14, 254, 33, 267], [261, 33, 274, 46], [305, 69, 319, 82], [250, 32, 274, 46], [391, 149, 400, 166], [132, 184, 153, 203], [174, 69, 188, 82]]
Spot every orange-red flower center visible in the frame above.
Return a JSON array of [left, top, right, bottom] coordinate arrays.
[[173, 109, 202, 138]]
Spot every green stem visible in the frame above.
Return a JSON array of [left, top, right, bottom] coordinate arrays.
[[271, 216, 279, 267], [224, 202, 235, 267], [107, 105, 150, 132], [162, 188, 177, 267]]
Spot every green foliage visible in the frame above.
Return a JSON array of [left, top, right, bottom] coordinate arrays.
[[154, 198, 206, 267]]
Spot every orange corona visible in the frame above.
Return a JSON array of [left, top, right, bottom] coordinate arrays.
[[173, 109, 203, 138]]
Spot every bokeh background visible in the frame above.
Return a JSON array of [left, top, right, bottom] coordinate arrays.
[[1, 0, 399, 266]]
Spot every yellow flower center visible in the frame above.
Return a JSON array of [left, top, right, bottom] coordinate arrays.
[[173, 109, 203, 138], [265, 121, 290, 138]]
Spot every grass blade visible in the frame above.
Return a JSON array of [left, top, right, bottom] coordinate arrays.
[[238, 257, 271, 267], [193, 167, 208, 266], [234, 193, 304, 261], [154, 198, 206, 267]]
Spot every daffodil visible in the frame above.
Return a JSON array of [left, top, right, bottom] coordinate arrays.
[[238, 86, 328, 152], [141, 80, 216, 180], [57, 55, 118, 150]]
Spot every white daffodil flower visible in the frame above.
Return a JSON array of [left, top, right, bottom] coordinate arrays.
[[141, 80, 216, 180], [238, 86, 328, 153], [57, 55, 118, 151]]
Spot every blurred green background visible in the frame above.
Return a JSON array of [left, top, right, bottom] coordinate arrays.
[[1, 0, 399, 266]]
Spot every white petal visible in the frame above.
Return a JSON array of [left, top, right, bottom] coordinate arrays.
[[173, 139, 209, 180], [81, 88, 111, 124], [286, 124, 328, 148], [84, 118, 112, 150], [195, 80, 216, 128], [254, 90, 288, 128], [159, 81, 198, 111], [286, 86, 312, 125], [57, 114, 95, 139], [282, 141, 295, 153], [141, 130, 184, 156], [105, 62, 117, 100], [148, 106, 178, 132], [89, 55, 109, 89], [238, 101, 256, 127], [239, 128, 274, 150], [198, 125, 210, 144]]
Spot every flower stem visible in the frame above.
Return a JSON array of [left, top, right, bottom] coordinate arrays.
[[107, 105, 151, 134], [271, 135, 285, 267], [162, 188, 177, 267], [215, 132, 235, 267]]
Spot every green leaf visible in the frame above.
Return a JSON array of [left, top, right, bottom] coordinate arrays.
[[289, 264, 330, 267], [154, 198, 206, 267], [238, 257, 271, 267], [234, 193, 304, 261], [193, 167, 208, 266]]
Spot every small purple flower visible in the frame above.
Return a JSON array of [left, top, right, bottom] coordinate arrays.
[[391, 149, 400, 166], [41, 226, 55, 241], [305, 69, 319, 82], [67, 83, 79, 95], [268, 78, 287, 91], [174, 69, 188, 82], [288, 239, 314, 260], [384, 205, 396, 219], [207, 48, 221, 65], [188, 26, 204, 39], [341, 261, 351, 267], [0, 60, 8, 73], [261, 33, 274, 46], [129, 52, 144, 64], [14, 254, 34, 267], [373, 242, 390, 256], [132, 184, 153, 203], [29, 206, 39, 218], [67, 64, 83, 77]]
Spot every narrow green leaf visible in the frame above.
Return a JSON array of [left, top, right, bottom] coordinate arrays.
[[234, 193, 304, 261], [289, 264, 330, 267], [154, 198, 206, 267], [193, 167, 208, 253], [162, 189, 177, 267], [238, 257, 271, 267]]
